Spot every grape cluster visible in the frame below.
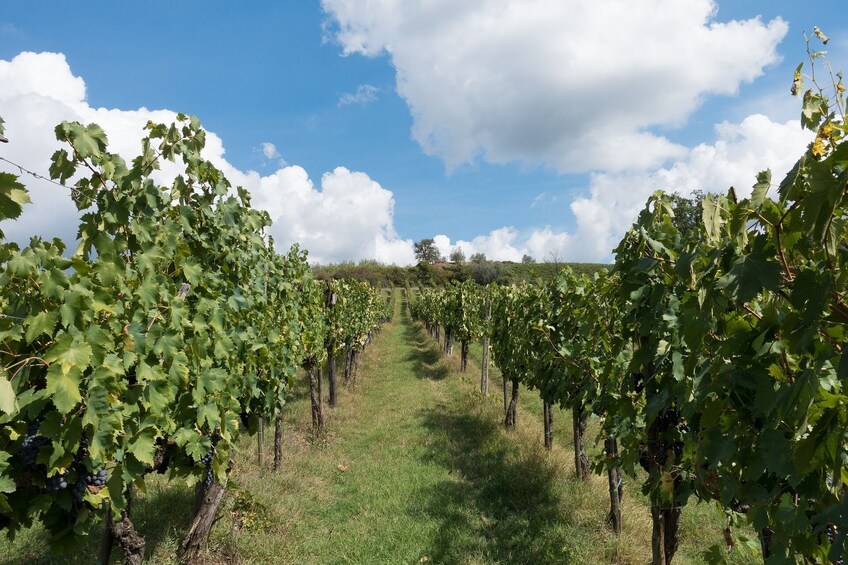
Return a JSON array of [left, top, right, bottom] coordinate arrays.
[[638, 440, 684, 472], [86, 468, 108, 488], [46, 471, 68, 493], [66, 468, 108, 502], [76, 434, 89, 459], [199, 432, 221, 489], [21, 421, 49, 468], [200, 448, 215, 488], [70, 477, 87, 501]]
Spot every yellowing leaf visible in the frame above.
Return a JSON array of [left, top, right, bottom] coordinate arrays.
[[0, 375, 17, 415]]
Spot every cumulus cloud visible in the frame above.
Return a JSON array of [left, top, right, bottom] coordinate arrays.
[[338, 84, 379, 106], [0, 51, 413, 265], [242, 165, 415, 265], [322, 0, 788, 172], [427, 114, 812, 263], [0, 50, 814, 268], [567, 113, 813, 259]]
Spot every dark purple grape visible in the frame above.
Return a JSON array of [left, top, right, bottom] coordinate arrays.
[[21, 432, 49, 468], [46, 472, 68, 493], [71, 477, 87, 501]]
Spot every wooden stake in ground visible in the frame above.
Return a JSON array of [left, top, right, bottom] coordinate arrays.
[[480, 299, 491, 396], [326, 352, 337, 406], [325, 281, 338, 406], [343, 348, 353, 384], [257, 417, 264, 469], [274, 405, 283, 473], [543, 402, 554, 450], [502, 374, 509, 414], [504, 376, 519, 428]]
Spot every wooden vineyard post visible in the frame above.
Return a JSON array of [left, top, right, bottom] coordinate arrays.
[[481, 299, 491, 395], [274, 407, 283, 473], [257, 417, 264, 469], [543, 402, 554, 449], [325, 281, 338, 407]]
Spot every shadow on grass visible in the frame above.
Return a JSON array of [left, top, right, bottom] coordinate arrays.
[[403, 322, 450, 381], [417, 405, 580, 564], [5, 481, 196, 565]]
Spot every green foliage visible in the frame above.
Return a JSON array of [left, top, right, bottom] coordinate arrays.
[[0, 112, 387, 552], [449, 248, 466, 263], [413, 238, 441, 264], [443, 35, 848, 562], [468, 260, 509, 285]]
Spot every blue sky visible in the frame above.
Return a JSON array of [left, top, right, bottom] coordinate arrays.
[[0, 1, 845, 264]]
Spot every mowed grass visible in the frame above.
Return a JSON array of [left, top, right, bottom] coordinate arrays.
[[1, 293, 761, 564]]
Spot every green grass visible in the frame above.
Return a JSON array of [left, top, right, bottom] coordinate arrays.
[[1, 293, 762, 564]]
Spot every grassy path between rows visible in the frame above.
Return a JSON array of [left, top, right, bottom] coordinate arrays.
[[227, 294, 626, 564], [1, 293, 758, 564]]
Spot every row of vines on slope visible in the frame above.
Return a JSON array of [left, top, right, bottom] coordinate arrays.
[[0, 114, 388, 564], [411, 36, 847, 565]]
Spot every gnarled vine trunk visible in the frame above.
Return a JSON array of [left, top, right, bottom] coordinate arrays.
[[504, 376, 519, 428], [98, 495, 146, 565], [759, 527, 773, 561], [306, 360, 323, 436], [343, 349, 352, 384], [650, 505, 681, 565], [460, 340, 469, 372], [572, 403, 590, 480], [647, 414, 681, 564], [180, 479, 227, 564], [605, 437, 623, 535]]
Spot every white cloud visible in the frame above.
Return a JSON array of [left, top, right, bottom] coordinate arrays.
[[261, 142, 280, 160], [0, 51, 414, 265], [0, 50, 814, 268], [257, 142, 287, 167], [556, 113, 813, 261], [322, 0, 788, 172], [338, 84, 379, 106], [434, 227, 571, 263], [246, 165, 415, 265], [431, 114, 812, 263]]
